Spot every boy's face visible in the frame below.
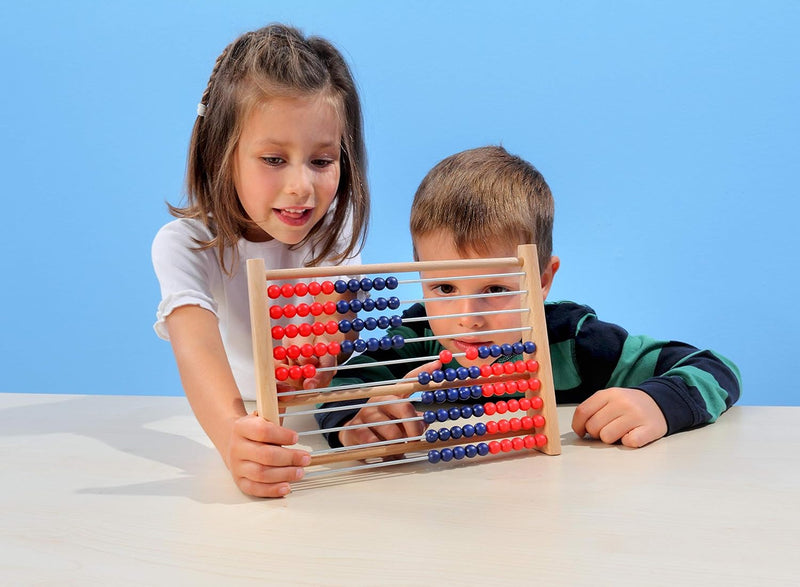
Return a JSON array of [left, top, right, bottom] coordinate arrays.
[[415, 232, 525, 367]]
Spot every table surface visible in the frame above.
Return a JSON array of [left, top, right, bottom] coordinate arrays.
[[1, 393, 798, 586]]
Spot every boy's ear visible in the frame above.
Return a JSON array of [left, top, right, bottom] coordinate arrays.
[[540, 256, 560, 300]]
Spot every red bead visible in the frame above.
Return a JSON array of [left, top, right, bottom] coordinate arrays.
[[534, 434, 547, 447], [314, 342, 328, 357], [267, 285, 281, 299], [321, 281, 334, 294], [327, 341, 341, 356], [302, 364, 317, 378], [299, 323, 314, 337], [281, 283, 295, 298], [286, 345, 301, 360], [521, 416, 534, 430], [296, 303, 310, 317], [519, 398, 531, 411], [439, 350, 453, 364], [307, 281, 322, 296], [529, 379, 541, 392], [480, 365, 493, 378], [311, 322, 325, 336], [483, 402, 496, 416], [323, 301, 336, 315], [283, 304, 297, 318], [269, 306, 283, 319], [465, 347, 479, 360], [509, 417, 522, 431], [492, 363, 504, 376], [325, 320, 339, 335], [285, 324, 299, 338], [271, 326, 284, 339], [503, 362, 515, 374], [495, 401, 508, 414], [486, 421, 498, 434], [294, 283, 308, 297], [530, 396, 543, 410], [310, 302, 323, 316], [494, 382, 507, 396], [500, 439, 512, 452], [273, 346, 287, 360], [275, 367, 289, 381], [507, 399, 520, 412], [488, 441, 501, 454], [505, 380, 518, 394], [526, 360, 539, 373], [523, 435, 536, 449], [515, 360, 527, 373], [532, 415, 545, 428], [516, 378, 529, 392], [498, 419, 510, 433], [288, 365, 302, 380], [482, 384, 495, 397], [300, 344, 314, 358], [512, 437, 524, 450]]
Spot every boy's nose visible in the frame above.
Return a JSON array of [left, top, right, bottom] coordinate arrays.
[[457, 298, 483, 329]]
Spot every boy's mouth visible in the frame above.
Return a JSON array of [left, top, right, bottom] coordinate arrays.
[[275, 207, 313, 226]]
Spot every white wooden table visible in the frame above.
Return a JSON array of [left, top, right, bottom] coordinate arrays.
[[1, 393, 797, 585]]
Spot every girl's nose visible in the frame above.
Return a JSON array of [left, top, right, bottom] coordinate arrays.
[[286, 164, 313, 197]]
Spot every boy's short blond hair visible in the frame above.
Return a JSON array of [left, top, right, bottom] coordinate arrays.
[[410, 146, 554, 271]]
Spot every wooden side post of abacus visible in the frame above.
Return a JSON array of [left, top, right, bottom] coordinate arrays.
[[246, 258, 280, 425]]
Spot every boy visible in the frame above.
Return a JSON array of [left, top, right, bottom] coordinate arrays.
[[316, 146, 741, 449]]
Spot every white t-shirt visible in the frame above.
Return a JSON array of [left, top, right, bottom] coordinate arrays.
[[152, 217, 361, 401]]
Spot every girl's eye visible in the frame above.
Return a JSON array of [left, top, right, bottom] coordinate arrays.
[[262, 157, 284, 166], [312, 158, 335, 168], [432, 284, 456, 295]]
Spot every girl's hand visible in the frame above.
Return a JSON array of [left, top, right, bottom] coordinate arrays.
[[224, 413, 311, 497], [571, 387, 668, 448]]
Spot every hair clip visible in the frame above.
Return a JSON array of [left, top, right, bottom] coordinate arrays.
[[196, 103, 207, 117]]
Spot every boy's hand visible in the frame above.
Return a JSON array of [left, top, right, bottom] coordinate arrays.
[[225, 413, 311, 498], [571, 388, 668, 448]]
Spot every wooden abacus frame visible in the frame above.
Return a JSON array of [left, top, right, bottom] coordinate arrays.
[[246, 244, 560, 473]]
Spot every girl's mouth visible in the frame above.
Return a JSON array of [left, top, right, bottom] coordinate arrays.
[[275, 207, 313, 226], [452, 339, 490, 353]]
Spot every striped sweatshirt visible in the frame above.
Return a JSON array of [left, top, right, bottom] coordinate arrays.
[[315, 301, 741, 448]]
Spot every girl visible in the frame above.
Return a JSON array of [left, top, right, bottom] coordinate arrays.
[[152, 24, 369, 498]]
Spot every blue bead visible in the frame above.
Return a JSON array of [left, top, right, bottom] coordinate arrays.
[[475, 422, 487, 435], [458, 387, 471, 400], [389, 315, 403, 328], [379, 336, 392, 350], [448, 407, 461, 420], [360, 278, 373, 291], [468, 366, 482, 379], [338, 319, 352, 333], [423, 411, 436, 424], [334, 280, 347, 294], [450, 425, 463, 439], [524, 341, 537, 354], [353, 339, 367, 353], [377, 316, 390, 329], [434, 390, 447, 403], [351, 318, 365, 331], [362, 298, 376, 312], [418, 372, 431, 385], [425, 430, 439, 443], [388, 296, 400, 310], [490, 345, 502, 357], [460, 405, 473, 418], [340, 340, 354, 354], [440, 448, 453, 462], [364, 317, 378, 330], [465, 444, 478, 458], [444, 368, 457, 381], [347, 279, 361, 293], [456, 367, 469, 380], [349, 299, 363, 313], [453, 446, 466, 460], [336, 300, 350, 314], [446, 388, 459, 402], [477, 443, 489, 456], [391, 335, 405, 349], [462, 424, 475, 437], [375, 297, 388, 310], [501, 343, 514, 356], [373, 277, 386, 290], [512, 342, 525, 355], [385, 276, 399, 290], [366, 338, 379, 352], [478, 346, 491, 359], [431, 370, 445, 383], [427, 449, 441, 463], [438, 428, 451, 441], [470, 385, 483, 398], [420, 391, 434, 404], [436, 409, 449, 422], [472, 404, 485, 417]]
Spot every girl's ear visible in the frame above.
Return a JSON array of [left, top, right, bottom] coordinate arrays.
[[540, 256, 560, 300]]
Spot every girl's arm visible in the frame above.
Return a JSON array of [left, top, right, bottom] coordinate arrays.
[[166, 305, 310, 497]]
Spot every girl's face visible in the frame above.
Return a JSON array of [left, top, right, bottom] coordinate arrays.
[[233, 94, 342, 243]]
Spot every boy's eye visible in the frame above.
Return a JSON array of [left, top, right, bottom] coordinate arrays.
[[432, 284, 456, 295], [487, 285, 511, 294]]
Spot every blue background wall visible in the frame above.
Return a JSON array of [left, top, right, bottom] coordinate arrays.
[[1, 1, 797, 405]]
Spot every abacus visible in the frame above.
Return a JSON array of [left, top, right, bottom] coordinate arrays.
[[246, 244, 560, 479]]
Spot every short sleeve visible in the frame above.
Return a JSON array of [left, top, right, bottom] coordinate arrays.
[[151, 220, 220, 340]]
